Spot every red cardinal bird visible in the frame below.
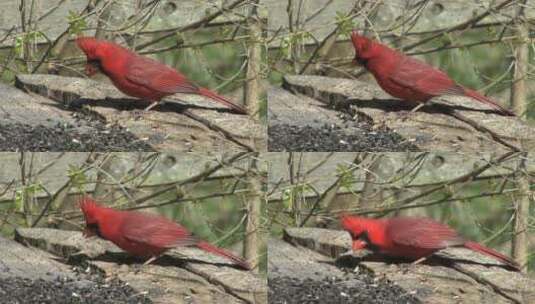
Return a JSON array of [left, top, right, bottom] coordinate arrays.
[[341, 215, 519, 270], [76, 37, 246, 114], [350, 31, 514, 116], [79, 197, 250, 270]]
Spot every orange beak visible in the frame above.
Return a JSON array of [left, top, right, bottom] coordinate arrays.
[[352, 239, 367, 251], [84, 62, 99, 76]]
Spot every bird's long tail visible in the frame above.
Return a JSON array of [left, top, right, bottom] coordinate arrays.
[[464, 89, 515, 116], [196, 241, 251, 270], [198, 87, 247, 114], [464, 241, 519, 270]]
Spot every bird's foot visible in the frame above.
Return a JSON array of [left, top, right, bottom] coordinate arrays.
[[399, 257, 428, 274], [131, 263, 144, 274], [131, 110, 145, 120], [396, 111, 412, 122], [399, 263, 412, 274], [129, 256, 160, 274]]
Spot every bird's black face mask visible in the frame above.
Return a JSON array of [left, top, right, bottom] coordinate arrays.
[[85, 59, 102, 76], [353, 56, 368, 66], [83, 222, 103, 238]]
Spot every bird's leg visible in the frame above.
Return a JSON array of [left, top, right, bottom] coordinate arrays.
[[132, 255, 160, 274], [410, 103, 426, 114], [411, 256, 429, 266], [133, 100, 162, 119], [143, 255, 160, 266], [144, 101, 160, 112], [399, 102, 425, 121], [399, 256, 429, 274]]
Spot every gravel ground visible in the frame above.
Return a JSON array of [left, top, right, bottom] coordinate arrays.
[[268, 270, 420, 304], [268, 123, 419, 152], [268, 106, 420, 152], [0, 112, 154, 151], [0, 266, 151, 304]]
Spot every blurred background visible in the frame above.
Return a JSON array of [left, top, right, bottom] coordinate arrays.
[[0, 0, 267, 120], [267, 0, 534, 119], [0, 152, 267, 273], [266, 152, 535, 274]]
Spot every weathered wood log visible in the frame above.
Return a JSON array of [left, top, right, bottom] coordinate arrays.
[[269, 237, 340, 280], [279, 227, 535, 304], [278, 75, 535, 151], [0, 82, 77, 127], [0, 80, 156, 151], [0, 234, 75, 280], [268, 85, 420, 151], [15, 227, 267, 304], [0, 234, 157, 303], [268, 237, 425, 303], [14, 74, 265, 152]]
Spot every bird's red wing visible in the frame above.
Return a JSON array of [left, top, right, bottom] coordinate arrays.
[[386, 217, 464, 249], [120, 212, 197, 249], [125, 56, 200, 95], [389, 56, 464, 96]]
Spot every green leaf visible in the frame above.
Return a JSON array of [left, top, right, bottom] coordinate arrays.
[[67, 10, 87, 35], [335, 11, 356, 37], [67, 164, 87, 191], [336, 164, 356, 192]]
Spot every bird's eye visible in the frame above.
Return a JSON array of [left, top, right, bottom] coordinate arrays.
[[88, 59, 101, 66], [86, 222, 102, 237], [359, 231, 370, 243]]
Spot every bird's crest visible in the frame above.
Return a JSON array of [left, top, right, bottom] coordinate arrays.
[[350, 31, 378, 61], [350, 31, 370, 51], [76, 36, 99, 59], [79, 196, 100, 219], [340, 214, 366, 236]]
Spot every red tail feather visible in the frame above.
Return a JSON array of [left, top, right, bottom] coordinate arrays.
[[198, 88, 247, 114], [464, 89, 515, 116], [464, 241, 519, 270], [196, 241, 251, 270]]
